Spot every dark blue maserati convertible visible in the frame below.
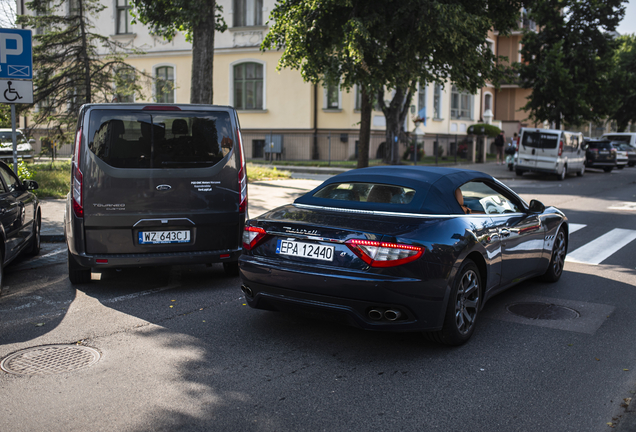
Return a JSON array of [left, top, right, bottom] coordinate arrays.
[[239, 166, 568, 345]]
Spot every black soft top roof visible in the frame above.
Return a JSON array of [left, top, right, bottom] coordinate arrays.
[[294, 166, 494, 215]]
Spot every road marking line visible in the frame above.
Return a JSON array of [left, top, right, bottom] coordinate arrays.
[[566, 228, 636, 265], [569, 223, 586, 234]]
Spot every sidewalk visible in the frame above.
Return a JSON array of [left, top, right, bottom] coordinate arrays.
[[38, 161, 516, 242]]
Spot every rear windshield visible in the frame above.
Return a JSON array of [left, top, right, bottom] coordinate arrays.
[[521, 132, 559, 149], [0, 131, 27, 145], [587, 141, 612, 149], [87, 110, 234, 168], [603, 135, 630, 144], [313, 182, 416, 204]]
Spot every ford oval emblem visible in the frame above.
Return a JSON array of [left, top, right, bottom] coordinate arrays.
[[156, 184, 172, 191]]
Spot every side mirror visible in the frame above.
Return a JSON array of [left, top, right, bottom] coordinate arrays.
[[528, 199, 545, 213], [24, 180, 39, 191]]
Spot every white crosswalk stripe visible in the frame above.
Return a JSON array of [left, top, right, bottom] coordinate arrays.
[[566, 228, 636, 266], [568, 223, 586, 234]]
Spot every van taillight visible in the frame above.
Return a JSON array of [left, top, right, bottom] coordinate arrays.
[[72, 128, 84, 218], [558, 140, 564, 156], [237, 128, 247, 213]]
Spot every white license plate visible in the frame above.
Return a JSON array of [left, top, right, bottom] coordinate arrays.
[[599, 151, 609, 154], [276, 239, 334, 261], [139, 230, 191, 245]]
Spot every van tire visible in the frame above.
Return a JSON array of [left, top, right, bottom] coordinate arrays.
[[603, 167, 613, 173], [557, 166, 567, 181], [223, 261, 239, 276], [515, 169, 524, 176], [68, 250, 91, 284], [577, 165, 584, 177]]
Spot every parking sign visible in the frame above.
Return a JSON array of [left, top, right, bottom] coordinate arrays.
[[0, 28, 33, 80]]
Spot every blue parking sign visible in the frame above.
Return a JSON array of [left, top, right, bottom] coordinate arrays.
[[0, 28, 33, 80]]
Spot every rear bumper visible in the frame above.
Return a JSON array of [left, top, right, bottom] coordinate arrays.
[[70, 248, 242, 269], [239, 255, 448, 332], [515, 164, 559, 175]]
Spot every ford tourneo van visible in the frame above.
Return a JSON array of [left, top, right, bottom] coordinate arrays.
[[65, 104, 248, 284], [515, 128, 585, 180]]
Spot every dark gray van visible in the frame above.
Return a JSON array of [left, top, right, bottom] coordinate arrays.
[[65, 104, 247, 284]]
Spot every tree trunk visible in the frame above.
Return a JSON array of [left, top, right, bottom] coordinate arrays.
[[357, 87, 371, 169], [190, 1, 216, 104], [381, 86, 413, 165]]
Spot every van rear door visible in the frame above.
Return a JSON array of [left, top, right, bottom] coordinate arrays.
[[81, 106, 243, 255], [519, 130, 560, 170]]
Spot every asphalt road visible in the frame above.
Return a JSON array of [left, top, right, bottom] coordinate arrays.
[[1, 166, 635, 431]]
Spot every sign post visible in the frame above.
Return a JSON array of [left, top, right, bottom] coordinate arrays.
[[0, 28, 33, 173]]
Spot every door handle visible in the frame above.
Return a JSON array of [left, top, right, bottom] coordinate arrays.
[[499, 228, 511, 238]]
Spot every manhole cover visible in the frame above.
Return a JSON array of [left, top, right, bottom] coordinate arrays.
[[1, 345, 101, 376], [507, 302, 579, 320]]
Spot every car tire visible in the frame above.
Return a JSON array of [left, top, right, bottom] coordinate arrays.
[[557, 166, 567, 181], [541, 228, 567, 282], [576, 164, 584, 177], [617, 165, 625, 170], [515, 169, 524, 177], [25, 212, 41, 257], [629, 162, 635, 167], [425, 260, 481, 346], [0, 260, 4, 297], [223, 261, 239, 276], [603, 167, 613, 173], [68, 250, 91, 284]]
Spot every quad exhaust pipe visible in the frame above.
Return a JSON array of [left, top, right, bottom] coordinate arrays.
[[241, 284, 253, 298], [367, 308, 403, 322]]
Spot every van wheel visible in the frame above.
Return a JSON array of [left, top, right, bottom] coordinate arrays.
[[515, 169, 524, 176], [603, 167, 613, 173], [576, 164, 584, 177], [68, 250, 91, 284], [557, 166, 567, 181], [223, 261, 239, 276]]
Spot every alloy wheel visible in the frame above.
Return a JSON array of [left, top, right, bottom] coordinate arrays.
[[454, 269, 480, 334], [551, 231, 566, 277]]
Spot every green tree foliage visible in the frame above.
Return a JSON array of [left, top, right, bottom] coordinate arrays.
[[130, 0, 227, 104], [0, 106, 10, 128], [610, 34, 636, 132], [17, 0, 146, 144], [518, 0, 626, 129], [263, 0, 523, 164]]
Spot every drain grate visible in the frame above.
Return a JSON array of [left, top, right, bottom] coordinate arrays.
[[507, 302, 580, 321], [1, 345, 101, 376]]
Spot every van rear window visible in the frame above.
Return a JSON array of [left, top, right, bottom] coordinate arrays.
[[87, 110, 234, 168], [521, 132, 559, 149]]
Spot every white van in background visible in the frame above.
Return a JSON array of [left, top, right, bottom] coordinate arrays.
[[601, 132, 636, 148], [515, 128, 585, 180]]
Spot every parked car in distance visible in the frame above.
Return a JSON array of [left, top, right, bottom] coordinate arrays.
[[617, 143, 636, 167], [601, 133, 636, 149], [0, 161, 40, 294], [614, 143, 629, 169], [0, 129, 35, 162], [515, 128, 585, 180], [65, 103, 247, 284], [584, 140, 617, 172], [239, 166, 569, 346]]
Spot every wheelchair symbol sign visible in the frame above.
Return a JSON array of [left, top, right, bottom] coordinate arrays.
[[0, 79, 33, 104]]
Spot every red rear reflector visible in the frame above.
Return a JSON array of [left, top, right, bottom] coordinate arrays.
[[558, 140, 564, 156], [96, 259, 108, 264], [346, 239, 424, 267], [142, 105, 181, 111], [220, 254, 230, 259], [243, 226, 267, 250]]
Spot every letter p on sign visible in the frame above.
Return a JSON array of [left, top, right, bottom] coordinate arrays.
[[0, 33, 23, 63]]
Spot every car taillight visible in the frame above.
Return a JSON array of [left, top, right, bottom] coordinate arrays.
[[243, 226, 267, 250], [237, 128, 248, 213], [558, 140, 564, 156], [72, 128, 83, 218], [345, 239, 424, 267]]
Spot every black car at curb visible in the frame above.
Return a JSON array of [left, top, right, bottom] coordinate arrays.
[[0, 161, 41, 294], [239, 166, 568, 345]]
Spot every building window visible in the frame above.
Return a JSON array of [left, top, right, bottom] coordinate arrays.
[[115, 67, 135, 103], [433, 84, 442, 119], [417, 82, 427, 116], [234, 62, 263, 110], [451, 86, 473, 120], [234, 0, 262, 27], [324, 82, 340, 109], [116, 0, 131, 34], [155, 66, 175, 103]]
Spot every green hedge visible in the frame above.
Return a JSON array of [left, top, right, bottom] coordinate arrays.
[[467, 123, 501, 138]]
